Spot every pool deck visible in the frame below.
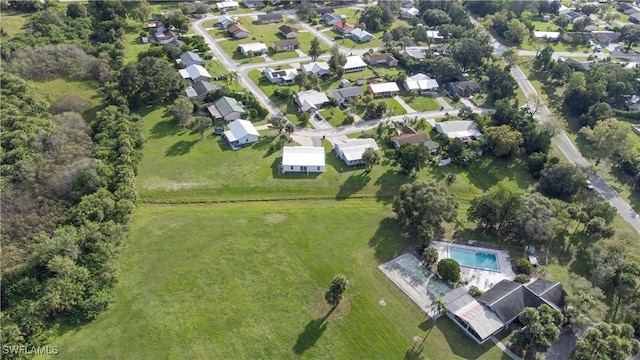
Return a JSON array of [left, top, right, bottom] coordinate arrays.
[[432, 241, 516, 292]]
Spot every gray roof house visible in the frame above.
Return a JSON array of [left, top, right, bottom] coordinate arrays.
[[179, 51, 204, 67], [592, 31, 620, 46], [207, 96, 245, 121], [435, 120, 482, 141], [321, 13, 342, 26], [401, 49, 426, 61], [444, 279, 565, 344], [328, 86, 364, 103], [445, 80, 481, 97], [256, 13, 283, 24], [243, 0, 265, 8], [185, 80, 221, 101]]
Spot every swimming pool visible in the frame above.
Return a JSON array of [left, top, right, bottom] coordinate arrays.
[[396, 254, 452, 298], [449, 246, 500, 271]]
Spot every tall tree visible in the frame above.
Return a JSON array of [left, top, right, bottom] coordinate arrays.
[[422, 246, 439, 267], [484, 125, 524, 157], [294, 71, 308, 91], [507, 192, 555, 246], [192, 116, 212, 140], [504, 18, 529, 44], [118, 57, 183, 108], [468, 186, 523, 232], [565, 274, 608, 326], [358, 5, 385, 32], [451, 33, 493, 71], [170, 96, 194, 129], [621, 24, 640, 50], [431, 297, 448, 324], [308, 37, 323, 62], [328, 44, 346, 79], [325, 275, 349, 309], [226, 71, 239, 92], [361, 147, 379, 172], [539, 163, 584, 199], [483, 63, 518, 102], [513, 305, 564, 359], [574, 323, 640, 360], [580, 118, 629, 165], [391, 143, 430, 173]]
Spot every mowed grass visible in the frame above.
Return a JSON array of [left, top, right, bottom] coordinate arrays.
[[2, 11, 30, 37], [32, 79, 101, 107], [44, 202, 508, 360], [399, 94, 441, 112]]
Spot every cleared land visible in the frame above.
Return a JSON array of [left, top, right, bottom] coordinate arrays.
[[2, 11, 30, 37], [44, 202, 508, 360]]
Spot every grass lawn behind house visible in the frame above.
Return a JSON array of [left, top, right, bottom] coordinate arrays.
[[43, 202, 508, 360], [399, 95, 441, 112]]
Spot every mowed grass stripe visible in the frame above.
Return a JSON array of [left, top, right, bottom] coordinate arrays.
[[44, 201, 505, 359]]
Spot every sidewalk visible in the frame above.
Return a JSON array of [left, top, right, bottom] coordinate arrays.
[[393, 95, 417, 114]]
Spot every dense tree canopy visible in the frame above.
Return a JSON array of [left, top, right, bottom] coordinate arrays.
[[539, 162, 584, 199], [574, 323, 640, 360], [118, 56, 184, 108], [437, 259, 461, 282], [513, 305, 564, 358], [484, 125, 523, 157]]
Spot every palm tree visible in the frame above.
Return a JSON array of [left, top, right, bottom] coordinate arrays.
[[362, 148, 379, 172], [382, 31, 393, 51], [227, 71, 239, 91], [284, 122, 294, 141], [325, 275, 349, 310], [431, 297, 447, 324], [409, 89, 419, 101], [294, 72, 308, 91]]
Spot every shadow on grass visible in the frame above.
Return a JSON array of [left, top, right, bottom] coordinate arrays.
[[374, 169, 411, 203], [252, 136, 284, 158], [368, 218, 413, 263], [336, 172, 371, 199], [292, 316, 329, 355], [465, 157, 534, 192], [165, 140, 198, 156], [150, 119, 184, 139]]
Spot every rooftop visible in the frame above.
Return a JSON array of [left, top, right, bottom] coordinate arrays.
[[368, 82, 400, 93], [344, 56, 367, 69], [334, 138, 379, 162], [224, 119, 259, 142], [282, 146, 325, 167]]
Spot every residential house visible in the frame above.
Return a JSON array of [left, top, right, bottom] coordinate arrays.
[[445, 80, 481, 97], [592, 31, 620, 46], [349, 28, 375, 42], [563, 11, 585, 23], [362, 53, 399, 67], [333, 21, 357, 34], [391, 126, 439, 153], [256, 13, 283, 24], [239, 42, 268, 56], [334, 139, 379, 166], [243, 0, 265, 8], [533, 31, 560, 40], [557, 4, 572, 16], [435, 120, 482, 141], [328, 87, 364, 104], [426, 30, 445, 42], [216, 0, 239, 11], [399, 7, 419, 19], [223, 119, 259, 150], [343, 56, 367, 73], [155, 28, 179, 45], [316, 7, 334, 15], [271, 39, 300, 52], [402, 0, 414, 8], [278, 25, 299, 39], [207, 96, 245, 121], [185, 80, 220, 101], [623, 4, 640, 14], [631, 13, 640, 24], [295, 90, 329, 112], [300, 62, 330, 77], [321, 13, 341, 26], [628, 95, 640, 110], [228, 23, 250, 38], [401, 49, 426, 61], [179, 64, 213, 83], [403, 73, 439, 94], [217, 15, 234, 29], [367, 82, 400, 97], [263, 67, 298, 84], [443, 279, 565, 344], [179, 51, 204, 67], [281, 146, 325, 174]]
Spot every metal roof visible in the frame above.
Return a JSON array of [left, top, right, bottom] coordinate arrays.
[[214, 96, 244, 117], [334, 139, 379, 162], [224, 119, 259, 142], [282, 146, 325, 167]]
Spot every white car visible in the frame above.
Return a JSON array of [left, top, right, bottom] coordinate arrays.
[[586, 180, 594, 190]]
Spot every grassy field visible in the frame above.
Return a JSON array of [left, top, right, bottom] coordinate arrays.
[[399, 94, 441, 112], [43, 202, 508, 360], [124, 22, 151, 64], [2, 10, 30, 37]]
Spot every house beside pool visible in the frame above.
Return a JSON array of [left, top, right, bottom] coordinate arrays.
[[281, 146, 325, 173], [223, 119, 259, 150]]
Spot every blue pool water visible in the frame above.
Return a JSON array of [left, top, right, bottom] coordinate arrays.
[[396, 254, 452, 297], [449, 247, 500, 271]]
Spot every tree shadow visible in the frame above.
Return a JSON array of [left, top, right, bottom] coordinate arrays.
[[335, 172, 371, 200], [374, 169, 411, 203], [165, 140, 198, 156], [151, 119, 184, 139], [292, 317, 328, 355], [368, 217, 413, 263]]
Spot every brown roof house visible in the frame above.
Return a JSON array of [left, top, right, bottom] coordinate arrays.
[[228, 23, 249, 39], [271, 39, 300, 52], [257, 13, 283, 24], [362, 53, 399, 67], [391, 126, 439, 153], [278, 25, 299, 39]]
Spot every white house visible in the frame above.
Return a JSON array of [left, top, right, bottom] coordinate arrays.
[[435, 120, 483, 140], [334, 139, 379, 166], [349, 28, 375, 43], [281, 146, 325, 173], [239, 42, 268, 56], [403, 73, 439, 94], [243, 0, 265, 8], [218, 15, 234, 29], [295, 90, 329, 112], [399, 7, 420, 19], [367, 82, 400, 97], [300, 62, 330, 77], [217, 0, 239, 11], [179, 64, 212, 83], [426, 30, 445, 42], [344, 56, 367, 73], [224, 119, 259, 150], [263, 67, 298, 84], [533, 31, 560, 40]]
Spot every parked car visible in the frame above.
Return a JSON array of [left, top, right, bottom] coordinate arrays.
[[213, 127, 224, 135], [339, 102, 348, 110], [594, 45, 602, 53], [334, 36, 344, 40], [314, 113, 324, 121], [586, 180, 594, 190]]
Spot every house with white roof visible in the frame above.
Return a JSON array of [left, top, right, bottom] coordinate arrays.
[[399, 7, 420, 19], [263, 67, 298, 84], [239, 42, 268, 56], [295, 90, 329, 112], [218, 15, 235, 29], [217, 0, 239, 11], [367, 82, 400, 97], [223, 119, 259, 150], [533, 31, 560, 40], [179, 64, 212, 83], [426, 30, 445, 42], [207, 96, 245, 121], [300, 62, 330, 77], [435, 120, 482, 141], [403, 73, 439, 94], [349, 28, 375, 43], [243, 0, 265, 8], [179, 51, 204, 67], [334, 139, 379, 166], [281, 146, 325, 173], [344, 56, 367, 73]]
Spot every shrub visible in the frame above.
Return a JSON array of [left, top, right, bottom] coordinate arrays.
[[9, 44, 101, 81], [343, 115, 355, 125], [468, 285, 483, 298], [49, 96, 93, 114], [422, 246, 438, 267], [514, 274, 531, 283], [513, 257, 533, 275], [437, 258, 461, 283]]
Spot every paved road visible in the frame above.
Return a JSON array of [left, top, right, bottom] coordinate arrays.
[[477, 17, 640, 232]]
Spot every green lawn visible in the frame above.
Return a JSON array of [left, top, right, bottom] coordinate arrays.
[[212, 17, 294, 62], [269, 50, 300, 60], [2, 10, 30, 37], [32, 78, 101, 107], [124, 22, 151, 64], [380, 98, 407, 116], [399, 94, 441, 112], [320, 107, 349, 127]]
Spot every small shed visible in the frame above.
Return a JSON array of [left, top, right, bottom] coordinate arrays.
[[340, 79, 350, 88]]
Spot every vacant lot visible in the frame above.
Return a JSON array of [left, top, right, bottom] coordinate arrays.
[[44, 202, 508, 360]]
